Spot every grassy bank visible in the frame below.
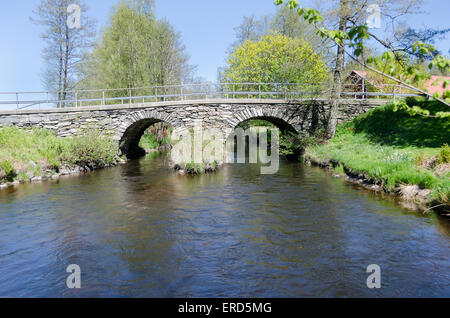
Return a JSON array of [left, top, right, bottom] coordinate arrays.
[[139, 130, 171, 152], [305, 99, 449, 209], [0, 127, 120, 184]]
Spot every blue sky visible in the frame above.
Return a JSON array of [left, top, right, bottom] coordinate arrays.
[[0, 0, 449, 93]]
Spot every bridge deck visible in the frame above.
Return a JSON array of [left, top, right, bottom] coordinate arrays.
[[0, 98, 387, 115]]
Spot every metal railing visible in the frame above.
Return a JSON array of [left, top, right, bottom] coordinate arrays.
[[0, 82, 423, 111]]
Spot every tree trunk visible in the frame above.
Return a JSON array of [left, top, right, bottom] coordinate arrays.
[[57, 7, 63, 108], [327, 0, 348, 139], [62, 18, 70, 108]]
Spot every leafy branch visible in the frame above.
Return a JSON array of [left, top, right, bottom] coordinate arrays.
[[275, 0, 450, 114]]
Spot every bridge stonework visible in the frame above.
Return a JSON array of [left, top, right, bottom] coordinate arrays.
[[0, 99, 384, 158]]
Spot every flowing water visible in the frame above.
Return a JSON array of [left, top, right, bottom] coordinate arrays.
[[0, 156, 449, 297]]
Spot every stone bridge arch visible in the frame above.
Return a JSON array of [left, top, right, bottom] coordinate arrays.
[[116, 109, 185, 159], [231, 108, 298, 132], [221, 105, 302, 140]]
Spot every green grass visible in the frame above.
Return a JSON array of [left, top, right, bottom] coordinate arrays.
[[176, 161, 218, 175], [139, 132, 160, 150], [438, 144, 450, 164], [184, 162, 206, 175], [0, 127, 119, 183], [139, 130, 171, 151], [306, 99, 450, 204]]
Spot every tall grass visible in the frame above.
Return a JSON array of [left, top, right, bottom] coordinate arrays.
[[0, 127, 119, 183], [139, 129, 172, 151]]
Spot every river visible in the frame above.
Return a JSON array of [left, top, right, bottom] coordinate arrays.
[[0, 155, 449, 297]]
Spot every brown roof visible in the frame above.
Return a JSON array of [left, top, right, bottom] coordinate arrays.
[[349, 71, 450, 95], [345, 70, 384, 90]]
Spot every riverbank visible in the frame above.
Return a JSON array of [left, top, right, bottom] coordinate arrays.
[[0, 127, 123, 188], [305, 99, 450, 215]]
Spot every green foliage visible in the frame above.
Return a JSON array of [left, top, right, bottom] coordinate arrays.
[[139, 124, 172, 152], [0, 127, 119, 183], [334, 164, 345, 175], [221, 33, 327, 88], [79, 0, 192, 96], [280, 130, 325, 158], [0, 160, 16, 182], [366, 52, 430, 84], [367, 45, 450, 100], [237, 119, 275, 130], [280, 132, 303, 157], [184, 162, 206, 175], [139, 131, 160, 150], [181, 161, 218, 175], [276, 0, 450, 106], [61, 131, 118, 168]]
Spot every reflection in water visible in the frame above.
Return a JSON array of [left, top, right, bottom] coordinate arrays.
[[0, 156, 449, 297]]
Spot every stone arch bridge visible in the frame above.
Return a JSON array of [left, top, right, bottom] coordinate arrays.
[[0, 99, 384, 158]]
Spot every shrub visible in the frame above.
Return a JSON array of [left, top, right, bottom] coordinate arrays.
[[61, 131, 118, 168], [184, 162, 206, 175], [0, 160, 17, 182], [280, 130, 326, 159]]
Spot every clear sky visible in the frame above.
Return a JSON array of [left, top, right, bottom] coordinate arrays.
[[0, 0, 449, 93]]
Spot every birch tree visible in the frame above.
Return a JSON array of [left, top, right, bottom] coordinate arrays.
[[31, 0, 96, 107]]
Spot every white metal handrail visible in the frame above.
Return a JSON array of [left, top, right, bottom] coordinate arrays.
[[0, 82, 423, 111]]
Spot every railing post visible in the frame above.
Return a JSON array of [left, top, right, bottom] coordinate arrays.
[[181, 86, 184, 101], [129, 89, 132, 104], [259, 84, 261, 99], [233, 84, 235, 99], [74, 91, 78, 108], [102, 90, 105, 105], [16, 93, 19, 110]]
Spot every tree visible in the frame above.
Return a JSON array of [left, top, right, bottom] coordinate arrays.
[[326, 0, 349, 139], [79, 0, 194, 97], [394, 27, 450, 61], [232, 15, 269, 47], [221, 33, 327, 91], [231, 7, 334, 64], [31, 0, 96, 107], [275, 0, 450, 135]]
